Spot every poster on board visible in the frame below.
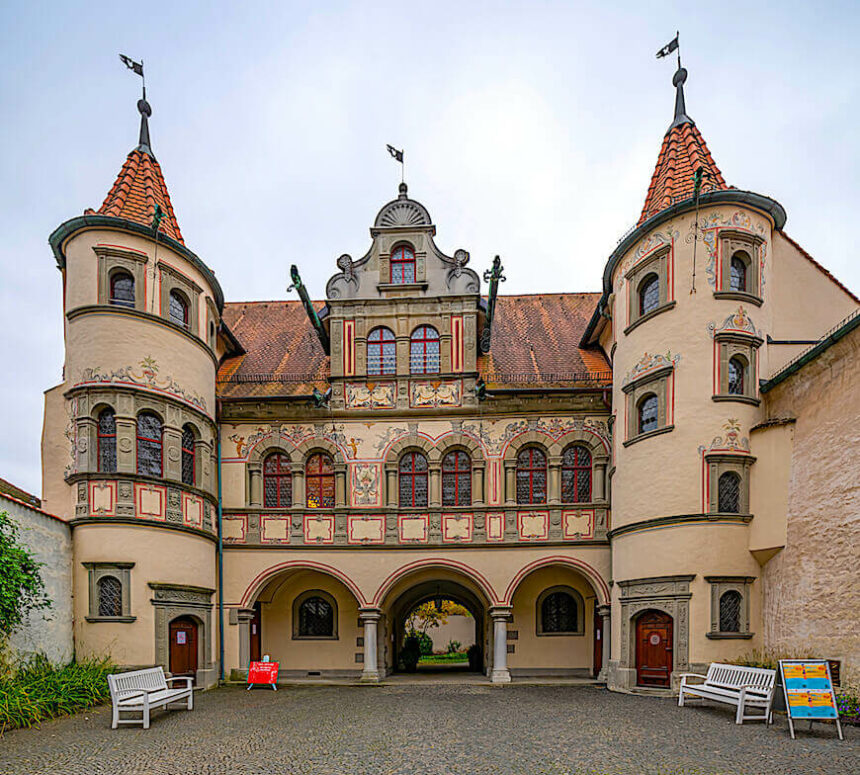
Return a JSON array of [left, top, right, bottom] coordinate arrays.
[[247, 660, 279, 691], [779, 659, 843, 740]]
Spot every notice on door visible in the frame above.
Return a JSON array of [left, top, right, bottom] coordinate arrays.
[[176, 631, 186, 644]]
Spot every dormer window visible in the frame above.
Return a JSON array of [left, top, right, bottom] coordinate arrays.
[[410, 325, 440, 374], [390, 245, 416, 284], [367, 327, 396, 375]]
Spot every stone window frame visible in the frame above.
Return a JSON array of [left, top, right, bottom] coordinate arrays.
[[84, 562, 135, 622], [705, 576, 755, 639], [377, 236, 429, 291], [536, 585, 585, 637], [292, 589, 339, 640], [705, 453, 755, 516], [624, 246, 676, 335], [622, 368, 674, 446], [205, 297, 219, 353], [159, 263, 201, 337], [714, 230, 764, 306], [95, 246, 148, 312], [713, 332, 762, 406]]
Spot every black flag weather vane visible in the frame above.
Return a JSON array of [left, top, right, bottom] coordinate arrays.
[[386, 144, 405, 183], [656, 31, 681, 66]]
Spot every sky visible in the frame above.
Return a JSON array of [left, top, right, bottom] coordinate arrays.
[[1, 1, 858, 495]]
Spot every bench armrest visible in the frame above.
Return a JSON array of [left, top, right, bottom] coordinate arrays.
[[115, 689, 149, 702], [678, 673, 707, 687], [165, 676, 194, 690]]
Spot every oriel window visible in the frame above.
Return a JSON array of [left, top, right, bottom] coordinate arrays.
[[97, 408, 117, 473], [136, 412, 163, 477]]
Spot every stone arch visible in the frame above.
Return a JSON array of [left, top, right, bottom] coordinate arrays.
[[241, 560, 366, 608], [372, 558, 500, 607], [501, 430, 557, 461], [246, 435, 299, 467], [503, 556, 610, 606], [556, 428, 610, 457], [293, 436, 344, 465], [246, 438, 299, 508], [436, 431, 486, 463], [381, 432, 437, 464]]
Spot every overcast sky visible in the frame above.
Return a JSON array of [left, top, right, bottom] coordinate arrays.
[[1, 1, 858, 495]]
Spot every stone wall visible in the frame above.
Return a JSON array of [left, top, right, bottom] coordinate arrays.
[[1, 493, 73, 663], [760, 319, 860, 686]]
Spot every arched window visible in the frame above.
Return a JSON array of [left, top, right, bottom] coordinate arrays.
[[399, 451, 428, 507], [442, 450, 471, 506], [728, 356, 746, 395], [637, 394, 659, 435], [539, 590, 579, 634], [561, 445, 592, 503], [719, 590, 742, 632], [516, 447, 547, 505], [169, 290, 189, 329], [263, 452, 292, 508], [718, 471, 741, 513], [638, 273, 660, 316], [390, 244, 416, 284], [181, 425, 196, 486], [367, 327, 396, 375], [136, 411, 162, 477], [305, 453, 335, 509], [730, 252, 749, 293], [97, 575, 123, 618], [296, 594, 335, 638], [109, 271, 135, 308], [97, 408, 117, 473], [410, 326, 440, 374]]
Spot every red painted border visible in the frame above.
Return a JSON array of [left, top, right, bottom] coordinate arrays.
[[441, 512, 474, 543], [373, 558, 499, 606], [503, 556, 610, 605], [240, 560, 366, 607]]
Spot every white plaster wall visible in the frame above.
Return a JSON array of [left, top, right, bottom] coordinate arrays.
[[428, 615, 475, 651]]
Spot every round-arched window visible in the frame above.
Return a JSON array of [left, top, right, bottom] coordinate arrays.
[[718, 471, 741, 513], [728, 356, 746, 395], [306, 453, 335, 509], [719, 590, 742, 633], [97, 575, 123, 618], [540, 590, 579, 634], [263, 452, 292, 508], [399, 451, 429, 507], [109, 271, 135, 308], [561, 445, 592, 503], [297, 595, 335, 638], [390, 245, 416, 284], [410, 325, 440, 374], [516, 447, 547, 505], [730, 253, 749, 293], [136, 411, 163, 477], [637, 394, 659, 435], [442, 450, 471, 506], [169, 290, 189, 328], [638, 273, 660, 316], [181, 425, 196, 486], [97, 408, 117, 473], [367, 327, 396, 375]]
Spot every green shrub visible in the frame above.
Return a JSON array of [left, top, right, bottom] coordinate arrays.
[[400, 635, 421, 673], [0, 654, 114, 733], [415, 631, 433, 656], [446, 640, 462, 654]]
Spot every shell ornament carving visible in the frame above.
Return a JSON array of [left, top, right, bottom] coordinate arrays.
[[377, 201, 429, 228]]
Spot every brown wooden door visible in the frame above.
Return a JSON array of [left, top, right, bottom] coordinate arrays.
[[635, 610, 673, 687], [593, 608, 603, 678], [169, 616, 198, 679], [250, 602, 262, 663]]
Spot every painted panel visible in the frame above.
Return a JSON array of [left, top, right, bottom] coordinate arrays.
[[398, 514, 429, 543], [89, 480, 116, 517], [342, 319, 356, 377], [304, 514, 335, 544], [222, 515, 247, 543], [562, 509, 595, 540], [409, 380, 462, 408], [344, 382, 396, 410], [348, 515, 385, 544], [517, 511, 549, 541], [442, 513, 473, 543], [134, 483, 166, 521], [451, 315, 464, 373], [352, 463, 381, 507], [261, 515, 290, 544], [486, 512, 505, 541], [182, 492, 204, 528]]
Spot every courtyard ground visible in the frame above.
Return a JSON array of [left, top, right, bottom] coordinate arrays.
[[0, 684, 855, 775]]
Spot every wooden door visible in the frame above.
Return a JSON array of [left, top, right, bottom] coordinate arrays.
[[169, 616, 198, 679], [250, 602, 262, 663], [635, 610, 673, 687], [593, 608, 603, 678]]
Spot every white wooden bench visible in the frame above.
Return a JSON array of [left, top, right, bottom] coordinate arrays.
[[678, 663, 776, 724], [108, 667, 194, 729]]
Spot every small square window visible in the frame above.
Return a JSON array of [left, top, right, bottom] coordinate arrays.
[[84, 562, 135, 622], [705, 576, 754, 639]]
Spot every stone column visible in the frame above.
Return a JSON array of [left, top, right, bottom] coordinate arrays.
[[594, 457, 609, 502], [76, 417, 97, 472], [115, 415, 137, 474], [472, 461, 485, 505], [504, 462, 516, 506], [548, 455, 562, 505], [292, 464, 305, 509], [429, 463, 441, 507], [385, 464, 398, 507], [359, 608, 382, 682], [598, 604, 611, 679], [194, 439, 209, 490], [248, 462, 262, 506], [490, 606, 512, 683], [162, 424, 183, 481], [237, 607, 255, 671], [335, 463, 348, 507]]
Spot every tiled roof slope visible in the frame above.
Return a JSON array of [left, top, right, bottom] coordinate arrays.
[[0, 476, 41, 507], [216, 294, 610, 399], [638, 121, 728, 226], [96, 149, 184, 244]]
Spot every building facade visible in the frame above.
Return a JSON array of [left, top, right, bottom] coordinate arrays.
[[38, 66, 859, 689]]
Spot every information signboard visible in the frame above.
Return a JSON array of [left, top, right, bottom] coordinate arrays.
[[779, 659, 843, 740], [247, 661, 279, 691]]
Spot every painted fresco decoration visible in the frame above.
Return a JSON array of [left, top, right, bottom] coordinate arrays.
[[345, 382, 396, 410], [410, 380, 462, 408], [708, 306, 761, 339], [619, 225, 681, 277], [228, 422, 360, 460], [460, 416, 611, 456], [63, 397, 78, 478], [697, 210, 768, 290], [698, 418, 750, 455], [77, 356, 208, 413], [352, 463, 381, 506], [622, 351, 681, 388]]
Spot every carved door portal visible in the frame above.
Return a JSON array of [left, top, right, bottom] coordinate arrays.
[[635, 610, 673, 687], [169, 616, 198, 679]]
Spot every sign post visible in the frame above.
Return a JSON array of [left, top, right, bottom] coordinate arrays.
[[779, 659, 843, 740], [247, 660, 279, 691]]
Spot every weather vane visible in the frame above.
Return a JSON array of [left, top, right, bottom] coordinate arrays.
[[386, 144, 405, 185]]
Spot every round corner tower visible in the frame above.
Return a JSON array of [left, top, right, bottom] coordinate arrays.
[[45, 92, 223, 685]]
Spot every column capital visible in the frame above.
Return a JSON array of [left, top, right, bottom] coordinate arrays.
[[358, 607, 383, 622], [597, 604, 612, 617], [236, 607, 256, 622], [489, 605, 512, 621]]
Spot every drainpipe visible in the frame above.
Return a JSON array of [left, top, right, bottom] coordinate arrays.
[[216, 402, 225, 683]]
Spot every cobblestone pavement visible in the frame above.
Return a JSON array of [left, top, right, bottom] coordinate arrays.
[[1, 685, 855, 775]]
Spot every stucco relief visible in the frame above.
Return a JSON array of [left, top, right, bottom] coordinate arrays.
[[77, 355, 208, 413], [345, 382, 396, 410], [410, 380, 462, 408], [708, 306, 761, 339], [697, 418, 750, 454], [698, 210, 768, 290], [63, 398, 77, 478], [622, 351, 681, 388]]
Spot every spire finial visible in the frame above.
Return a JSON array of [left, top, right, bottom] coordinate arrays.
[[670, 65, 693, 129], [398, 181, 408, 199], [136, 97, 153, 155]]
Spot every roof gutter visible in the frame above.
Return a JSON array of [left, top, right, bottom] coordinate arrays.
[[48, 214, 225, 311], [580, 189, 787, 347]]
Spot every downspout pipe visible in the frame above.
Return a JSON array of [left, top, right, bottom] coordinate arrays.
[[216, 401, 225, 683]]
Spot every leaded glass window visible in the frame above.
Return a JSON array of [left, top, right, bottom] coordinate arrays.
[[516, 447, 547, 505], [97, 575, 123, 617], [390, 245, 416, 284], [136, 412, 162, 477], [367, 327, 396, 375], [540, 591, 577, 633], [728, 357, 745, 395], [399, 452, 428, 507], [442, 450, 471, 506], [306, 453, 335, 509], [637, 394, 659, 435], [719, 590, 742, 632], [298, 596, 334, 637], [109, 272, 135, 308], [639, 273, 660, 316], [169, 290, 189, 328], [97, 408, 117, 473], [718, 471, 741, 513], [181, 425, 195, 486], [561, 445, 591, 503], [730, 253, 748, 293], [263, 453, 292, 508], [410, 325, 440, 374]]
